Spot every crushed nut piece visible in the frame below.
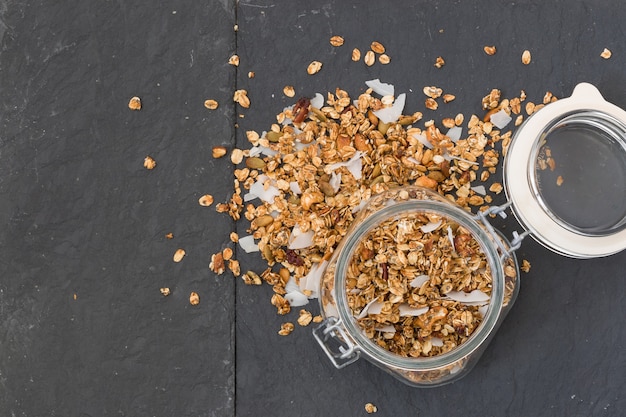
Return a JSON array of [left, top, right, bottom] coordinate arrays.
[[600, 48, 612, 59], [160, 287, 170, 296], [173, 249, 186, 263], [521, 49, 531, 65], [128, 96, 141, 110], [143, 156, 156, 170], [329, 35, 344, 47], [434, 56, 445, 68], [351, 48, 361, 62], [556, 175, 564, 186], [209, 252, 226, 274], [307, 60, 323, 75], [165, 232, 174, 239], [521, 259, 531, 273], [189, 292, 200, 305], [248, 71, 255, 78], [228, 259, 241, 276]]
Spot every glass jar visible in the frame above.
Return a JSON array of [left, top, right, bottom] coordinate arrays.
[[313, 186, 521, 387], [313, 83, 626, 387]]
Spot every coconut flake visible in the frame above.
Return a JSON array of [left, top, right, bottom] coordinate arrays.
[[329, 172, 342, 193], [446, 126, 463, 142], [431, 337, 444, 347], [301, 260, 327, 297], [478, 304, 489, 318], [410, 274, 430, 288], [246, 175, 281, 203], [285, 290, 309, 307], [447, 225, 455, 248], [285, 276, 299, 293], [325, 151, 364, 180], [289, 181, 302, 195], [446, 290, 490, 303], [310, 92, 324, 109], [351, 199, 368, 214], [490, 109, 512, 129], [420, 220, 442, 233], [238, 235, 259, 253], [412, 133, 434, 149], [373, 93, 406, 123], [357, 298, 384, 319], [365, 79, 395, 97], [471, 185, 487, 195], [375, 325, 396, 334], [288, 224, 314, 249], [399, 305, 429, 317]]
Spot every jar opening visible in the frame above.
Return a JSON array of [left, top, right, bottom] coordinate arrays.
[[530, 111, 626, 236]]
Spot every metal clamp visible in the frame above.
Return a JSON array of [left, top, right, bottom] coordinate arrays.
[[312, 317, 360, 369], [473, 202, 530, 262]]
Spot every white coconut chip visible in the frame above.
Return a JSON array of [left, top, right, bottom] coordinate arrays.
[[490, 108, 512, 129], [245, 175, 281, 203], [373, 93, 406, 123], [238, 235, 259, 253], [289, 181, 302, 195], [399, 305, 429, 317], [310, 92, 324, 109], [288, 224, 314, 250], [431, 337, 444, 347], [420, 220, 442, 233], [365, 79, 395, 97], [300, 260, 327, 298], [325, 151, 364, 180], [412, 132, 434, 149], [351, 199, 368, 214], [329, 172, 342, 193], [471, 185, 487, 195], [410, 274, 430, 288], [284, 276, 299, 293], [445, 290, 490, 304], [357, 298, 384, 319], [478, 304, 489, 317], [446, 126, 463, 142], [285, 290, 309, 307], [375, 325, 396, 334], [447, 225, 455, 249]]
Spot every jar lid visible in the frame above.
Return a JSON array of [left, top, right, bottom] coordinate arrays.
[[504, 83, 626, 258]]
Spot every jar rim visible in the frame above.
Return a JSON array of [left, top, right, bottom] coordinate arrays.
[[331, 198, 506, 371], [504, 83, 626, 258]]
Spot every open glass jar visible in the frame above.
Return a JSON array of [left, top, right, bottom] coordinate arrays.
[[313, 83, 626, 387]]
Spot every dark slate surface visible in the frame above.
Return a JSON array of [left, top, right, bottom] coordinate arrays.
[[1, 0, 625, 416]]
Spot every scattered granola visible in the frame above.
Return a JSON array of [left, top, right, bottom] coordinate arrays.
[[173, 248, 186, 263], [212, 146, 228, 158], [198, 194, 214, 207], [434, 56, 445, 68], [365, 403, 378, 414], [483, 45, 496, 55], [228, 54, 240, 66], [210, 252, 226, 274], [283, 85, 296, 98], [189, 291, 200, 305], [144, 156, 157, 170], [370, 41, 385, 54], [234, 89, 251, 108], [352, 48, 361, 62], [521, 49, 531, 65], [378, 54, 391, 65], [278, 322, 295, 336], [160, 287, 171, 296], [364, 50, 375, 66], [521, 259, 531, 273], [204, 99, 219, 110], [128, 96, 142, 110], [600, 48, 612, 59], [307, 61, 323, 75], [330, 35, 344, 47]]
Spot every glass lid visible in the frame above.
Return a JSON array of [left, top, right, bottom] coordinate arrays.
[[504, 83, 626, 258]]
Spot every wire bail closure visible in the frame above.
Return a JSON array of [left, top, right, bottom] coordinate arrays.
[[473, 202, 530, 262], [312, 316, 360, 369]]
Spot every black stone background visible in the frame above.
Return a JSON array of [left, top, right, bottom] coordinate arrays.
[[0, 0, 624, 416]]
